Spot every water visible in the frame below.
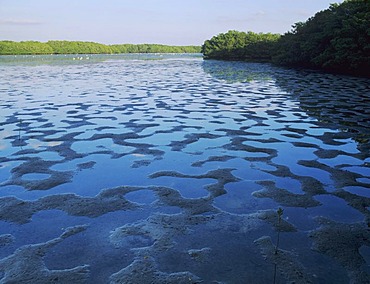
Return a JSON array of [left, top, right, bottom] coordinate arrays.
[[0, 54, 369, 283]]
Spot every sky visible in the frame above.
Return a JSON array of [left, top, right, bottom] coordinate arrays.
[[0, 0, 343, 46]]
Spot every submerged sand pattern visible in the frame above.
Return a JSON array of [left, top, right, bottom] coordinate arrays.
[[0, 55, 369, 283]]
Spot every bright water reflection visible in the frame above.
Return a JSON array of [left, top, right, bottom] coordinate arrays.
[[0, 54, 369, 283]]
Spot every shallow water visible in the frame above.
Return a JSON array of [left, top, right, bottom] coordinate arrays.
[[0, 54, 370, 283]]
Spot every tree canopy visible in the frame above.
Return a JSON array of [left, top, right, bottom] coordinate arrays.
[[201, 31, 280, 61], [273, 0, 369, 76], [0, 41, 53, 55], [47, 41, 113, 54], [110, 44, 201, 54], [202, 0, 369, 77], [0, 41, 201, 55]]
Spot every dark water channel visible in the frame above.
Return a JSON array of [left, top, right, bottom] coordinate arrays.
[[0, 54, 369, 283]]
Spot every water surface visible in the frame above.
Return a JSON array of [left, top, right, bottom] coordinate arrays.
[[0, 54, 369, 283]]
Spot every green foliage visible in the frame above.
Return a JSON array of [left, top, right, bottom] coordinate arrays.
[[110, 44, 201, 54], [273, 0, 370, 76], [47, 41, 113, 54], [201, 30, 280, 61], [0, 41, 53, 55], [0, 40, 201, 55], [202, 1, 369, 77]]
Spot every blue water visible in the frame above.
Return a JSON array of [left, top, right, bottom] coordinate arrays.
[[0, 54, 369, 283]]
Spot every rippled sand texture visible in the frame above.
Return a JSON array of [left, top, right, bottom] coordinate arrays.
[[0, 55, 369, 283]]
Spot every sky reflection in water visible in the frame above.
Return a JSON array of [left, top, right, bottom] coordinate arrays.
[[0, 54, 369, 283]]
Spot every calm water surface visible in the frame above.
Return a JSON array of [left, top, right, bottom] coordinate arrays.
[[0, 54, 369, 283]]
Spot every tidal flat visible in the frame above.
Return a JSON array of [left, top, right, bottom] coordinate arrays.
[[0, 54, 369, 283]]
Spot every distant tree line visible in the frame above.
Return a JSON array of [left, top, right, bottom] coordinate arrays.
[[110, 44, 201, 54], [0, 41, 54, 55], [202, 0, 369, 77], [0, 40, 201, 55], [47, 41, 113, 54]]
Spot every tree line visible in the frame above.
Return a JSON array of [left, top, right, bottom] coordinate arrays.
[[202, 0, 369, 77], [202, 31, 280, 62], [110, 44, 200, 54], [0, 40, 201, 55]]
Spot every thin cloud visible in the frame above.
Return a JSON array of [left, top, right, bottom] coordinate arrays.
[[0, 19, 43, 26], [254, 10, 266, 16], [215, 11, 267, 25], [275, 8, 314, 22]]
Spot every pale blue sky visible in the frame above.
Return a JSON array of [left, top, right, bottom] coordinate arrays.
[[0, 0, 343, 45]]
